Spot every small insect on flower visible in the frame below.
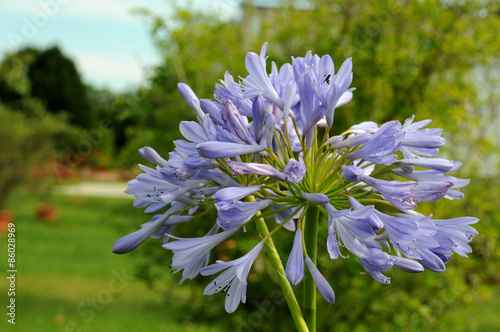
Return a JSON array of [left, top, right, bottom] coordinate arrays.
[[324, 74, 331, 84]]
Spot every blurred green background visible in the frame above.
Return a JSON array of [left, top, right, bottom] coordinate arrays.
[[0, 0, 499, 331]]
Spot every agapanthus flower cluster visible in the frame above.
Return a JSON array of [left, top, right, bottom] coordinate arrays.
[[113, 43, 478, 313]]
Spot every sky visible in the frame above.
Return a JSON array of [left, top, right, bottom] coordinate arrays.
[[0, 0, 242, 92]]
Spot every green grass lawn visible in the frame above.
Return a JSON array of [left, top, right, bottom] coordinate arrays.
[[0, 192, 222, 332], [1, 190, 499, 332]]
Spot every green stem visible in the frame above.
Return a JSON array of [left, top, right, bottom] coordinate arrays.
[[303, 206, 319, 332], [247, 195, 309, 332]]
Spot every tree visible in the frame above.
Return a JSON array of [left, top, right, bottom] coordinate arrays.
[[0, 47, 39, 103], [136, 0, 500, 176], [28, 46, 94, 128], [256, 0, 500, 175]]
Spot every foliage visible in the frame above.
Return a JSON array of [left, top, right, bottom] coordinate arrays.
[[27, 46, 94, 128], [0, 192, 225, 332], [258, 0, 500, 177], [129, 0, 500, 175], [0, 47, 38, 101], [0, 46, 124, 170], [0, 46, 95, 128], [0, 101, 80, 207], [114, 1, 500, 331]]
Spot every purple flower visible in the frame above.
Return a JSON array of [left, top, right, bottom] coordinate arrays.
[[392, 163, 469, 200], [346, 121, 405, 165], [227, 161, 286, 181], [341, 165, 365, 183], [115, 43, 478, 314], [392, 256, 425, 274], [348, 197, 383, 230], [399, 115, 445, 158], [173, 139, 199, 156], [431, 216, 478, 262], [302, 193, 330, 205], [250, 96, 267, 143], [221, 100, 256, 145], [214, 71, 252, 116], [228, 157, 306, 184], [286, 229, 304, 285], [392, 212, 478, 270], [324, 203, 378, 259], [216, 199, 271, 231], [139, 146, 169, 167], [398, 157, 455, 173], [242, 43, 282, 107], [358, 250, 393, 284], [112, 213, 170, 254], [323, 57, 354, 127], [212, 185, 261, 203], [374, 211, 419, 251], [375, 211, 447, 272], [113, 203, 186, 254], [330, 133, 371, 149], [197, 169, 243, 188], [159, 179, 211, 205], [411, 181, 453, 202], [343, 169, 418, 210], [212, 185, 270, 231], [281, 77, 298, 119], [179, 121, 209, 144], [126, 167, 180, 213], [271, 204, 300, 231], [178, 83, 204, 121], [291, 52, 354, 131], [350, 121, 379, 133], [345, 166, 452, 205], [201, 242, 264, 313], [261, 113, 276, 149], [200, 99, 224, 124], [297, 72, 325, 138], [324, 135, 344, 146], [196, 141, 265, 159], [163, 226, 238, 284], [305, 257, 335, 303], [358, 249, 424, 284], [283, 154, 306, 184], [323, 198, 425, 283]]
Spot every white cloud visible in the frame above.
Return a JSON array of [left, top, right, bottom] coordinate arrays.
[[73, 52, 145, 91], [62, 0, 158, 23]]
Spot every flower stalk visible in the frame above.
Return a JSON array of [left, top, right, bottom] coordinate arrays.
[[248, 195, 309, 332], [303, 206, 319, 332]]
